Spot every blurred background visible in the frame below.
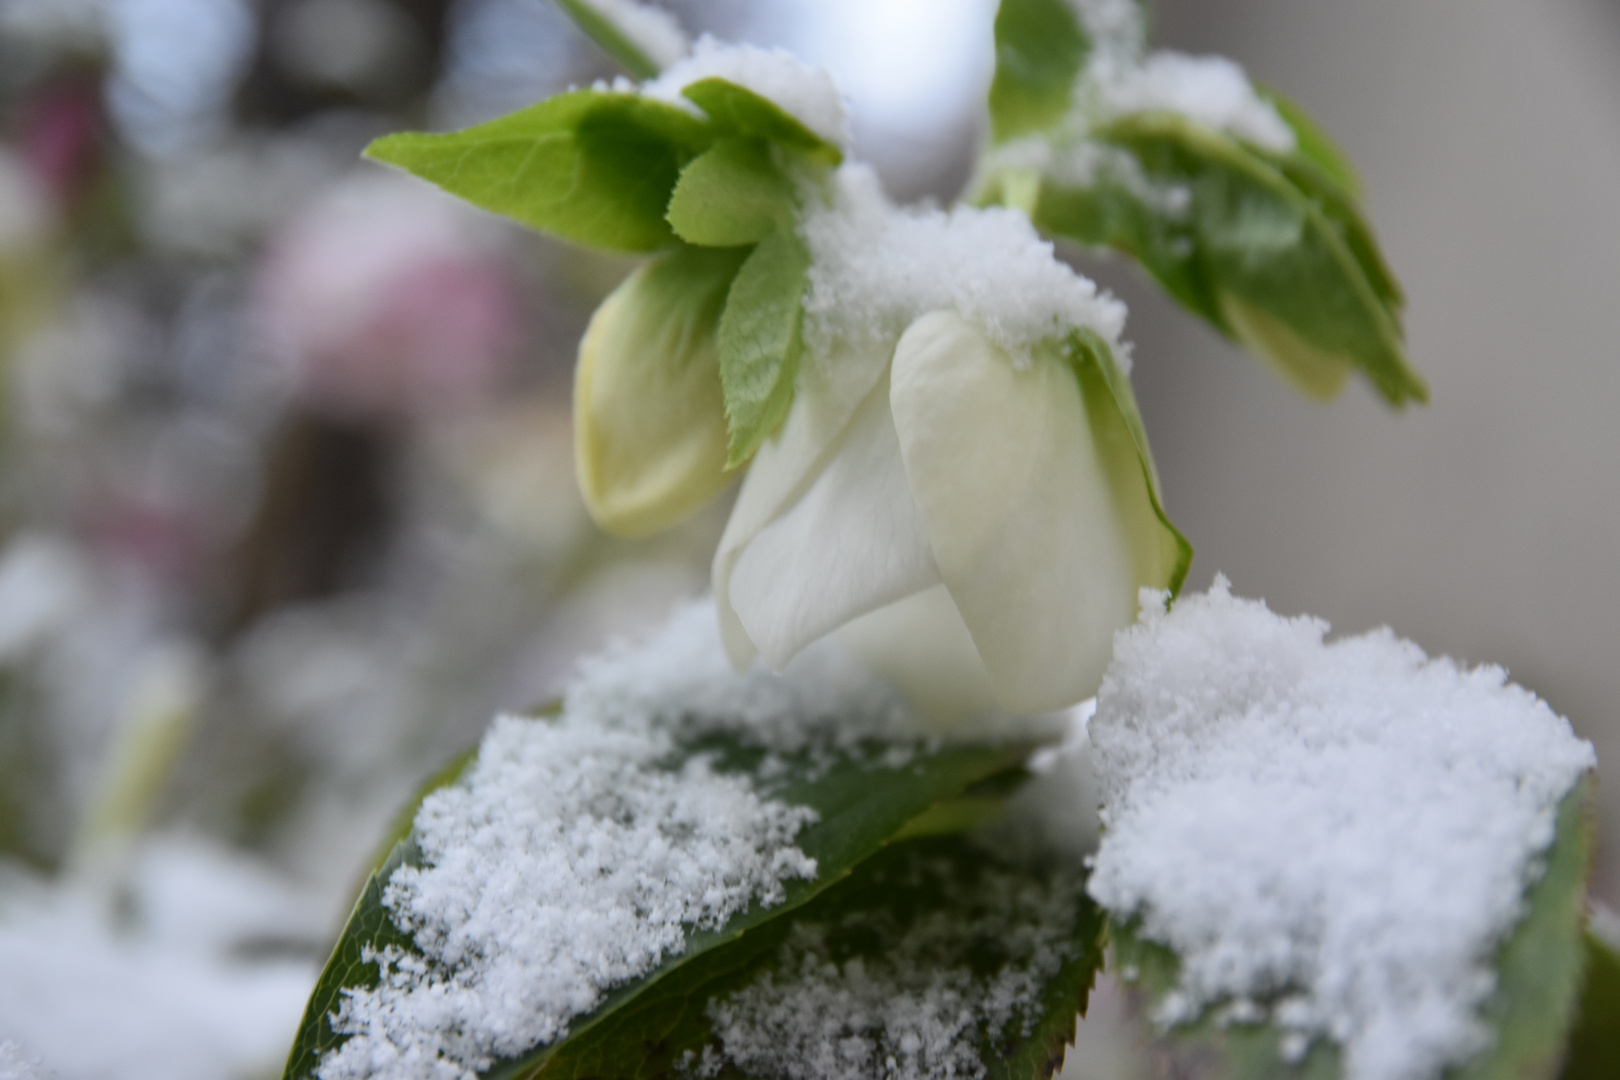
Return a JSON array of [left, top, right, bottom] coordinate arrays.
[[0, 0, 1615, 1077]]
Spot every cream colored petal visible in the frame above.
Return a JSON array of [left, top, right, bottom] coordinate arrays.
[[728, 368, 941, 670], [836, 584, 1000, 732], [712, 334, 894, 667], [890, 310, 1136, 713]]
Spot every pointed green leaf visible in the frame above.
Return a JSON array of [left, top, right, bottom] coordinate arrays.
[[989, 0, 1089, 143], [1065, 329, 1192, 598], [365, 90, 713, 253], [1260, 147, 1404, 315], [717, 229, 809, 467], [282, 717, 1047, 1080], [1031, 113, 1427, 406], [1110, 777, 1595, 1080], [681, 77, 843, 166], [1561, 927, 1620, 1080], [667, 137, 799, 247], [552, 0, 666, 80]]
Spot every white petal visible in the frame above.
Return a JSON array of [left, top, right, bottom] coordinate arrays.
[[712, 335, 894, 667], [729, 368, 941, 670], [890, 310, 1136, 713], [836, 584, 1000, 731]]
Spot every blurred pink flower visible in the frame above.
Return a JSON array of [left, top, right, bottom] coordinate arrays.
[[20, 77, 104, 210], [256, 174, 520, 421]]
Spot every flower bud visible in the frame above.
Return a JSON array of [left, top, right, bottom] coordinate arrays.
[[574, 244, 745, 537]]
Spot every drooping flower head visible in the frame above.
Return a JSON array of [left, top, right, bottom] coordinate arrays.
[[365, 36, 1189, 725]]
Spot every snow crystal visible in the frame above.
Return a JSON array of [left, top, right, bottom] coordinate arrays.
[[578, 0, 689, 71], [700, 852, 1088, 1080], [565, 600, 924, 758], [1091, 52, 1295, 153], [319, 602, 925, 1080], [801, 165, 1128, 366], [646, 36, 848, 147], [1036, 2, 1296, 156], [1087, 578, 1596, 1080]]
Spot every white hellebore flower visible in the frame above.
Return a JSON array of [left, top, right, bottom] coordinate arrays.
[[714, 309, 1187, 723]]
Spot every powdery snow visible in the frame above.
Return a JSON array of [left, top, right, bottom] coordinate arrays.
[[1087, 578, 1596, 1080], [1043, 1, 1296, 153], [1091, 52, 1295, 152], [319, 603, 929, 1080], [645, 36, 848, 147], [697, 852, 1089, 1080], [801, 165, 1129, 368], [577, 0, 688, 71]]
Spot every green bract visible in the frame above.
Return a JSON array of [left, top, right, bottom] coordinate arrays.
[[717, 229, 810, 466], [667, 137, 799, 246], [980, 0, 1425, 407], [988, 0, 1089, 143]]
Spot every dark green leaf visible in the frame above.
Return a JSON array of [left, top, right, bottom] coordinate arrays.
[[1561, 927, 1620, 1080], [365, 90, 713, 253], [668, 138, 798, 247], [682, 78, 843, 166], [530, 835, 1104, 1080], [552, 0, 667, 80], [1110, 777, 1595, 1080], [988, 0, 1089, 143], [1032, 113, 1427, 406], [1066, 329, 1192, 598], [283, 719, 1045, 1080], [718, 230, 810, 467]]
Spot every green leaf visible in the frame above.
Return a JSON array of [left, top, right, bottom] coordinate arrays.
[[1260, 147, 1404, 315], [1561, 927, 1620, 1080], [1032, 113, 1427, 406], [1065, 329, 1192, 598], [988, 0, 1089, 143], [533, 835, 1105, 1080], [552, 0, 666, 80], [667, 137, 799, 247], [1256, 86, 1363, 201], [1110, 777, 1595, 1080], [282, 720, 1046, 1080], [717, 229, 810, 467], [365, 90, 713, 253], [682, 77, 843, 166]]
